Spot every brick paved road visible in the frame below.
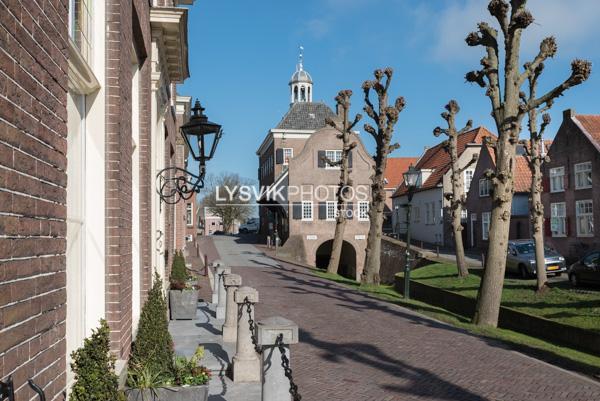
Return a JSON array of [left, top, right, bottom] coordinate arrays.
[[207, 235, 600, 401]]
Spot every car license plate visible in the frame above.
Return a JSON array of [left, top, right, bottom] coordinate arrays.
[[547, 265, 559, 271]]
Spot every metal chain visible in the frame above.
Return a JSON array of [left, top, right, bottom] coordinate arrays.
[[243, 297, 262, 354], [276, 333, 302, 401]]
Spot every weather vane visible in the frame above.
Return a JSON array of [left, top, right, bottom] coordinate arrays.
[[298, 45, 304, 70]]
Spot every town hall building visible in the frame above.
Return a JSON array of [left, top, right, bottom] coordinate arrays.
[[255, 53, 373, 279]]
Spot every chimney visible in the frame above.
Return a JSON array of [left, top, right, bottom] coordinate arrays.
[[563, 109, 576, 120]]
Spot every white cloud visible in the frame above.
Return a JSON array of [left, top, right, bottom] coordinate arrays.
[[431, 0, 600, 63]]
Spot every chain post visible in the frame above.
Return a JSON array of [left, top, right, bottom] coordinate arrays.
[[276, 334, 302, 401]]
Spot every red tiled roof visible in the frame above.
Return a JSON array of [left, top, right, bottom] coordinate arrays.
[[573, 115, 600, 152], [392, 127, 496, 197], [384, 157, 419, 189], [513, 155, 532, 193], [482, 145, 532, 193]]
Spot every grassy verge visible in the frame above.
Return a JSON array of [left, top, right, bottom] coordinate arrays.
[[312, 269, 600, 379], [407, 263, 600, 333]]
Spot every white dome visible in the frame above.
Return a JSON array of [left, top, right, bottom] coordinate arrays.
[[289, 68, 313, 84]]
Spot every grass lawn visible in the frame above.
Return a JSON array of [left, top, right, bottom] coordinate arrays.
[[312, 269, 600, 379], [407, 263, 600, 334]]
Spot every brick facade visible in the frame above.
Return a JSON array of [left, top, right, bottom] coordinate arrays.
[[1, 0, 195, 398], [542, 110, 600, 261], [0, 0, 70, 399]]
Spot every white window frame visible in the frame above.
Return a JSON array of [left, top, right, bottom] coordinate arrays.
[[482, 212, 491, 240], [326, 201, 338, 221], [479, 178, 491, 197], [283, 148, 293, 165], [302, 201, 313, 221], [574, 162, 592, 190], [186, 203, 193, 227], [576, 199, 594, 237], [549, 166, 565, 193], [325, 150, 342, 169], [69, 0, 93, 64], [550, 202, 566, 238], [464, 170, 474, 192], [358, 201, 369, 221]]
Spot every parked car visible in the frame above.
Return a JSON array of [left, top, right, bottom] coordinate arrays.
[[239, 218, 259, 234], [506, 240, 567, 278], [568, 251, 600, 287]]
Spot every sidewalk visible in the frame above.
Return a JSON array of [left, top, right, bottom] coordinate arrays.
[[169, 240, 261, 401]]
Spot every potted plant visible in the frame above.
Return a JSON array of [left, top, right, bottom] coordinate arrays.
[[127, 346, 210, 401], [169, 251, 199, 320], [127, 274, 210, 401], [69, 319, 127, 401]]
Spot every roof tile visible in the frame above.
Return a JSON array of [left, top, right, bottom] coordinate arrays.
[[392, 127, 496, 197], [384, 157, 419, 189], [275, 102, 338, 131]]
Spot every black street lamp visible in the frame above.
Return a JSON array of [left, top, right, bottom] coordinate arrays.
[[157, 99, 223, 204], [402, 164, 422, 299]]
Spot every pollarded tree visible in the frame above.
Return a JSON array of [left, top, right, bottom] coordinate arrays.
[[361, 68, 405, 285], [434, 100, 478, 278], [466, 0, 591, 327], [521, 62, 553, 293], [323, 90, 362, 275]]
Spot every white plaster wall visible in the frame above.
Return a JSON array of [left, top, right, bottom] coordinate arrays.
[[393, 187, 444, 245]]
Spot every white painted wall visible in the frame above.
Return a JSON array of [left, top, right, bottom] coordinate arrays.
[[393, 187, 444, 245], [131, 60, 141, 336], [66, 0, 106, 388]]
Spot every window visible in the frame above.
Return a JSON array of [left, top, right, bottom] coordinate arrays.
[[413, 206, 420, 223], [464, 170, 474, 192], [283, 148, 293, 165], [302, 201, 313, 221], [69, 0, 93, 63], [186, 204, 193, 226], [461, 209, 468, 220], [576, 200, 594, 237], [425, 203, 431, 224], [575, 162, 592, 189], [550, 202, 566, 237], [325, 150, 342, 169], [549, 167, 565, 193], [439, 200, 443, 224], [479, 178, 491, 197], [326, 201, 337, 221], [358, 201, 369, 221], [482, 212, 491, 240]]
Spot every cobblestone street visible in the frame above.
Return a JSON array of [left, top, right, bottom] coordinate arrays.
[[205, 235, 600, 401]]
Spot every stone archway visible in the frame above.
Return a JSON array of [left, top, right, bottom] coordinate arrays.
[[315, 240, 357, 279]]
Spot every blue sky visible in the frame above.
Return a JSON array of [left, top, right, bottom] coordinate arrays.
[[180, 0, 600, 182]]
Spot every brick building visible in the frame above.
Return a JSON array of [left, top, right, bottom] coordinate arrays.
[[0, 0, 196, 399], [392, 127, 494, 247], [465, 145, 534, 250], [256, 57, 373, 279], [542, 109, 600, 261]]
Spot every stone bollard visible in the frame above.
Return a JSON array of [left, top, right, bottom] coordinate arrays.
[[233, 286, 260, 382], [222, 273, 242, 342], [215, 267, 231, 319], [211, 260, 223, 304], [257, 317, 299, 401]]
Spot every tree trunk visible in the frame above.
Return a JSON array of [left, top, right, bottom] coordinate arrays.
[[473, 134, 516, 327], [453, 213, 469, 278], [327, 216, 347, 274], [530, 146, 548, 292], [363, 188, 386, 285]]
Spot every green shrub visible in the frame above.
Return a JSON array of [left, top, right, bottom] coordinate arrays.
[[129, 272, 174, 382], [69, 319, 120, 401], [169, 251, 189, 289]]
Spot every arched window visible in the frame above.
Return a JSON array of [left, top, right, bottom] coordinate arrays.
[[294, 86, 298, 102], [308, 87, 311, 101], [300, 86, 306, 102]]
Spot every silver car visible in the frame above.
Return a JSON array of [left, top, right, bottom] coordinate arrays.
[[506, 240, 567, 278]]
